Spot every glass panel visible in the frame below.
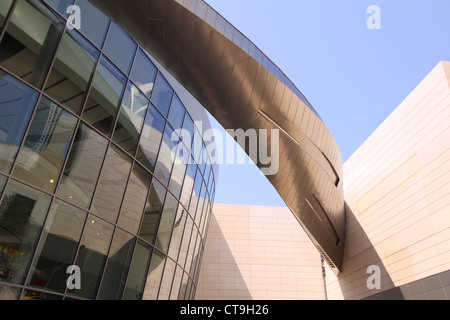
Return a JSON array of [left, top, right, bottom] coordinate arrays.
[[27, 199, 87, 293], [168, 142, 187, 199], [0, 175, 6, 194], [75, 0, 110, 48], [154, 125, 178, 186], [189, 169, 202, 215], [142, 250, 165, 300], [155, 192, 178, 253], [182, 113, 194, 151], [117, 163, 152, 235], [69, 214, 114, 299], [180, 159, 195, 209], [56, 123, 108, 209], [90, 144, 132, 223], [130, 49, 157, 98], [192, 129, 202, 164], [0, 180, 51, 285], [168, 205, 187, 260], [0, 0, 64, 88], [21, 289, 63, 300], [113, 82, 148, 155], [103, 23, 136, 75], [97, 229, 136, 300], [123, 240, 152, 300], [158, 258, 175, 300], [45, 28, 100, 114], [139, 179, 165, 245], [0, 284, 20, 300], [0, 70, 39, 173], [177, 272, 189, 300], [185, 231, 198, 277], [169, 266, 183, 300], [136, 103, 165, 172], [167, 95, 185, 130], [83, 56, 127, 136], [0, 0, 14, 33], [151, 74, 173, 117], [12, 96, 78, 193], [43, 0, 74, 17], [177, 215, 193, 269]]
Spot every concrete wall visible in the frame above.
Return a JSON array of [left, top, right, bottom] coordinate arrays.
[[196, 204, 325, 300], [325, 61, 450, 300]]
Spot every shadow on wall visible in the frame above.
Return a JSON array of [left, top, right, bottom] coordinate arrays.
[[335, 203, 401, 300], [196, 213, 252, 300]]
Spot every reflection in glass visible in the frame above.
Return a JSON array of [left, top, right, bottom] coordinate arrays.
[[123, 240, 152, 300], [156, 192, 178, 253], [90, 145, 132, 223], [142, 250, 166, 300], [158, 258, 175, 300], [103, 23, 137, 75], [98, 229, 136, 300], [0, 71, 39, 173], [56, 124, 108, 209], [177, 215, 193, 269], [154, 125, 178, 186], [74, 0, 110, 48], [0, 175, 6, 194], [151, 74, 173, 117], [0, 0, 64, 88], [0, 0, 14, 33], [136, 103, 165, 172], [168, 206, 187, 260], [21, 289, 63, 300], [27, 199, 87, 293], [113, 83, 148, 155], [139, 179, 166, 245], [170, 266, 184, 300], [180, 160, 196, 209], [43, 0, 74, 17], [0, 284, 20, 300], [83, 56, 127, 136], [185, 231, 198, 280], [45, 28, 100, 114], [69, 214, 114, 299], [130, 49, 157, 97], [0, 181, 51, 285], [118, 163, 152, 235], [168, 95, 185, 130], [12, 97, 78, 193], [168, 142, 188, 199]]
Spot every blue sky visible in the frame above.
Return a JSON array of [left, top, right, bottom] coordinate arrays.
[[204, 0, 450, 207]]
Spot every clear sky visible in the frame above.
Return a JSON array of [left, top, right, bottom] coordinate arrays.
[[203, 0, 450, 207]]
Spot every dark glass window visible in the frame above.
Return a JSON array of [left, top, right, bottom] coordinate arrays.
[[139, 179, 166, 245], [123, 240, 152, 300], [156, 192, 178, 253], [151, 74, 173, 117], [189, 169, 202, 215], [103, 23, 137, 75], [83, 56, 127, 136], [90, 145, 132, 223], [45, 28, 100, 114], [0, 0, 64, 88], [75, 0, 110, 48], [0, 0, 14, 33], [12, 97, 78, 193], [130, 49, 157, 98], [168, 95, 185, 130], [56, 123, 108, 209], [98, 229, 136, 300], [68, 214, 114, 299], [136, 103, 165, 172], [0, 71, 39, 173], [142, 250, 166, 300], [27, 199, 87, 293], [43, 0, 74, 17], [118, 163, 152, 235], [0, 181, 52, 285], [113, 82, 149, 155]]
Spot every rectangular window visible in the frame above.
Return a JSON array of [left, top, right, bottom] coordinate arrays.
[[103, 23, 137, 75], [123, 240, 152, 300], [154, 124, 178, 186], [151, 74, 173, 117], [155, 192, 178, 253], [130, 49, 157, 98], [139, 179, 166, 245], [142, 250, 166, 300], [74, 0, 110, 48], [0, 0, 14, 33]]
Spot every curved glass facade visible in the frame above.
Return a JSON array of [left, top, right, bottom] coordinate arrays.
[[0, 0, 215, 300]]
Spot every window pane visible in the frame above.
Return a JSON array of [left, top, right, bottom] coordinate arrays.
[[123, 240, 152, 300], [0, 284, 20, 300], [154, 125, 178, 186], [180, 159, 196, 209], [0, 0, 64, 88], [177, 215, 193, 269], [0, 71, 39, 173], [98, 229, 136, 300], [90, 145, 132, 223], [136, 103, 165, 172], [169, 266, 183, 300], [83, 56, 127, 136], [177, 272, 189, 300], [75, 0, 110, 48], [168, 142, 187, 199], [155, 192, 178, 253], [158, 258, 175, 300], [189, 169, 202, 215], [56, 123, 108, 209], [0, 180, 51, 285], [0, 175, 6, 194], [139, 179, 165, 245], [27, 199, 87, 293], [69, 214, 114, 299], [43, 0, 74, 17], [151, 74, 173, 117], [182, 113, 195, 151], [168, 205, 187, 260], [0, 0, 14, 33], [118, 163, 152, 235], [130, 49, 157, 98], [12, 97, 78, 193], [113, 82, 148, 155], [142, 250, 165, 300], [21, 289, 63, 300], [167, 95, 185, 130], [45, 29, 100, 114], [103, 23, 137, 75]]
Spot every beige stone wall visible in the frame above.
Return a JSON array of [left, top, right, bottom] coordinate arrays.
[[196, 204, 325, 300], [325, 61, 450, 300]]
